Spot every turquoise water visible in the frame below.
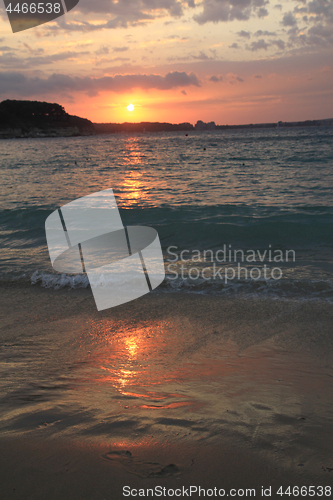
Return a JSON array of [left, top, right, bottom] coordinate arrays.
[[1, 127, 333, 298]]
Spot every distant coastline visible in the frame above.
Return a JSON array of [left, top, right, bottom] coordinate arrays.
[[95, 117, 333, 134], [0, 99, 332, 139]]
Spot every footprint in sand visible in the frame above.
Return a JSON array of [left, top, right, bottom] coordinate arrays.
[[101, 450, 181, 478]]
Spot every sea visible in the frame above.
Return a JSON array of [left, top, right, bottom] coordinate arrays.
[[1, 126, 333, 301]]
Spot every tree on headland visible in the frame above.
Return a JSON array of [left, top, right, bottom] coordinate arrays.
[[0, 99, 95, 136], [0, 100, 68, 126]]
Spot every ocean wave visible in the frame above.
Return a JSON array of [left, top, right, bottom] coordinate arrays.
[[159, 276, 333, 300], [30, 270, 89, 289], [0, 271, 324, 302]]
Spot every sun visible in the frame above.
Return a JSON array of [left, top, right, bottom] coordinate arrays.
[[127, 103, 134, 112]]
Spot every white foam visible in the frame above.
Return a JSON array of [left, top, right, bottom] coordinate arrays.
[[30, 270, 89, 289]]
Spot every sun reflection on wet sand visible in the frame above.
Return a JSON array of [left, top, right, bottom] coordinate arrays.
[[81, 312, 333, 436], [71, 312, 333, 470], [1, 288, 332, 476]]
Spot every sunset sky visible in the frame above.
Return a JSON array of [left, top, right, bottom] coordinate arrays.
[[0, 0, 332, 124]]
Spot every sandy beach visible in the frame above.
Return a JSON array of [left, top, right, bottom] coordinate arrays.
[[1, 284, 332, 499]]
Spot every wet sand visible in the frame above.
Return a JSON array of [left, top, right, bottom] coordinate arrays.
[[0, 284, 333, 498], [1, 436, 332, 500]]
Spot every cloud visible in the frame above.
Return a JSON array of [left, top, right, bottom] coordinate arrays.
[[23, 43, 44, 54], [0, 51, 91, 69], [237, 30, 251, 39], [294, 5, 308, 15], [193, 0, 269, 25], [36, 0, 186, 33], [69, 0, 185, 27], [249, 39, 269, 51], [270, 39, 285, 50], [229, 42, 240, 48], [308, 23, 333, 40], [75, 0, 181, 15], [191, 51, 213, 60], [181, 89, 187, 94], [0, 45, 17, 52], [257, 7, 268, 17], [246, 37, 285, 52], [254, 30, 276, 37], [113, 46, 129, 52], [95, 57, 131, 66], [95, 46, 109, 55], [307, 0, 333, 23], [282, 12, 297, 27], [0, 71, 201, 97], [227, 72, 244, 84], [293, 23, 333, 48], [283, 0, 333, 50], [209, 75, 223, 82]]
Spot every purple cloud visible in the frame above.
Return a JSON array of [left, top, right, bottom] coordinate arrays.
[[194, 0, 269, 24], [0, 71, 201, 97]]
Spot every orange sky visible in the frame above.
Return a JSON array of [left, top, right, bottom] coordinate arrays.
[[0, 0, 332, 124]]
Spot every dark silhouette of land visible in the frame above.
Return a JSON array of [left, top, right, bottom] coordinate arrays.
[[94, 121, 194, 134], [95, 118, 333, 134], [0, 100, 95, 138], [0, 99, 332, 139]]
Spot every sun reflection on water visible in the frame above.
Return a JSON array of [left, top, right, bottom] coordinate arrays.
[[117, 138, 151, 207]]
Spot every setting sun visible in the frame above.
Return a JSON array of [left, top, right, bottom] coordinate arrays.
[[127, 103, 134, 112]]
